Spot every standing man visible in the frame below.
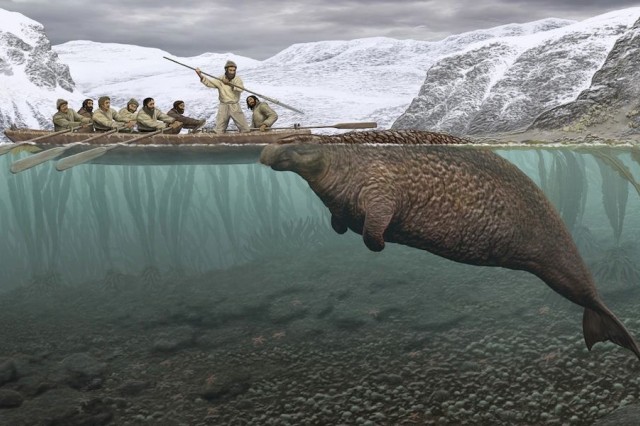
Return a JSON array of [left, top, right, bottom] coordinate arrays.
[[246, 95, 278, 131], [195, 60, 250, 133], [78, 99, 94, 118], [53, 98, 92, 131], [167, 100, 206, 132], [137, 97, 182, 134], [93, 96, 135, 132]]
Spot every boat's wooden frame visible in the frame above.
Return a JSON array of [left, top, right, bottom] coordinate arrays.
[[3, 129, 309, 165]]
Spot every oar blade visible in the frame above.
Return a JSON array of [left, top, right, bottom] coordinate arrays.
[[0, 142, 22, 156], [333, 122, 378, 129], [10, 146, 71, 174], [56, 147, 108, 171]]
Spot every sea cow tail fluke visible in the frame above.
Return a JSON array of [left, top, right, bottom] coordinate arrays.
[[583, 308, 640, 360]]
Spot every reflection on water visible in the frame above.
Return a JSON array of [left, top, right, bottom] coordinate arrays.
[[0, 144, 639, 425]]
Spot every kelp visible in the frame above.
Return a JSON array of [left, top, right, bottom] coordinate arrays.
[[590, 149, 640, 197], [158, 166, 197, 271], [5, 162, 73, 290], [205, 166, 240, 257], [122, 166, 163, 286], [535, 150, 585, 232], [592, 242, 640, 287], [594, 152, 630, 244]]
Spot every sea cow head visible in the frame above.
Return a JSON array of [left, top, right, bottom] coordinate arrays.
[[260, 140, 330, 183]]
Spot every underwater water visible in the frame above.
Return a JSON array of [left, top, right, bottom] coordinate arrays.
[[0, 145, 639, 425]]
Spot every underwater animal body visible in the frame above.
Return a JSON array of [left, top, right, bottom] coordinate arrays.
[[260, 130, 640, 359]]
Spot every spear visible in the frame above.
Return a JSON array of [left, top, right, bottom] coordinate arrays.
[[163, 56, 304, 115]]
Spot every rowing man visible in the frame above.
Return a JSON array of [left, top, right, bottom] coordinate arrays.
[[53, 99, 92, 132]]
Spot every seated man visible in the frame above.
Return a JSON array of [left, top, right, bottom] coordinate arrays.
[[246, 95, 278, 131], [137, 97, 182, 134], [167, 100, 206, 132], [93, 96, 136, 132], [116, 98, 139, 127], [53, 98, 92, 131], [78, 99, 94, 118]]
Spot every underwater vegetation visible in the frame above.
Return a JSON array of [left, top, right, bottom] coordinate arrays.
[[529, 148, 640, 290], [1, 146, 640, 294], [0, 155, 329, 292]]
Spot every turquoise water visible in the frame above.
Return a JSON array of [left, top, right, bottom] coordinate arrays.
[[0, 147, 639, 425]]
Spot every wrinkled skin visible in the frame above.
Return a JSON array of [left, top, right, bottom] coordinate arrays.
[[260, 130, 640, 360]]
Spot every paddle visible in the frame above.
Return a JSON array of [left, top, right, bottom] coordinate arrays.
[[163, 56, 305, 115], [251, 122, 378, 131], [56, 129, 164, 171], [0, 128, 73, 156], [10, 128, 120, 174]]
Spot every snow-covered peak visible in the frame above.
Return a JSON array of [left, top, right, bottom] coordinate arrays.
[[393, 7, 640, 135], [0, 9, 84, 129], [0, 9, 43, 42], [2, 7, 640, 139]]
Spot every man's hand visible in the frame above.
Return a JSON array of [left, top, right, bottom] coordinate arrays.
[[125, 121, 135, 129], [195, 67, 202, 78], [260, 124, 268, 132], [171, 121, 182, 129]]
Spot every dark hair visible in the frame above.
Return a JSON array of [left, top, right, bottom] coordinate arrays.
[[82, 99, 92, 107], [143, 97, 154, 108], [246, 95, 259, 107], [173, 100, 184, 109]]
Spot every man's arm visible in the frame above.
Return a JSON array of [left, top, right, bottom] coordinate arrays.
[[53, 113, 73, 129], [232, 76, 245, 93], [137, 109, 165, 130], [93, 109, 120, 129], [72, 110, 92, 124], [260, 103, 278, 127]]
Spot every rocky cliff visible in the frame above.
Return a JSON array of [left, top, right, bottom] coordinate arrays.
[[530, 17, 640, 136], [392, 9, 640, 137], [0, 9, 83, 130]]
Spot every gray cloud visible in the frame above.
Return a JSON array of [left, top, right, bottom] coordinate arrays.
[[1, 0, 638, 59]]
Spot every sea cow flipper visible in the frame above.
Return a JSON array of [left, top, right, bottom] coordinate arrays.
[[362, 200, 394, 252], [331, 215, 348, 234]]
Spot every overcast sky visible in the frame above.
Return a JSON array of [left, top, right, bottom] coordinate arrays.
[[1, 1, 639, 59]]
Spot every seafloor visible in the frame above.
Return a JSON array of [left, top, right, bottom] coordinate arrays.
[[0, 234, 639, 426]]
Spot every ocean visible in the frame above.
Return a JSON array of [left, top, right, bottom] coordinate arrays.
[[0, 143, 639, 425]]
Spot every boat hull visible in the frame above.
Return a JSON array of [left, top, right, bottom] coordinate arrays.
[[3, 129, 309, 165]]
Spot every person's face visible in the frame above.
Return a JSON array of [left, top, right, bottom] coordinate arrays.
[[101, 100, 110, 111], [177, 102, 185, 113], [147, 100, 155, 109], [225, 66, 236, 78], [247, 97, 256, 108], [59, 103, 68, 113], [128, 103, 138, 113], [87, 100, 93, 109]]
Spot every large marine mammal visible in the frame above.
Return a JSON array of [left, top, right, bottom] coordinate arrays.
[[260, 130, 640, 359]]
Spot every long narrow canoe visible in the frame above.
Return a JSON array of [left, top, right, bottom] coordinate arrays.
[[3, 129, 311, 166]]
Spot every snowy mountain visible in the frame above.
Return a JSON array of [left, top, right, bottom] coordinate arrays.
[[0, 7, 639, 142], [531, 15, 640, 134], [393, 8, 640, 135], [0, 9, 85, 130]]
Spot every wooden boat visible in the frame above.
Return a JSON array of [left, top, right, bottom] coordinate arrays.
[[3, 128, 311, 166]]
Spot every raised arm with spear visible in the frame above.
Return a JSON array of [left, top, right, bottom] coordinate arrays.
[[164, 56, 304, 134]]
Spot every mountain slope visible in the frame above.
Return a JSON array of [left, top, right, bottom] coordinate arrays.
[[1, 8, 639, 141], [0, 9, 85, 130], [392, 8, 640, 136], [530, 16, 640, 135]]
